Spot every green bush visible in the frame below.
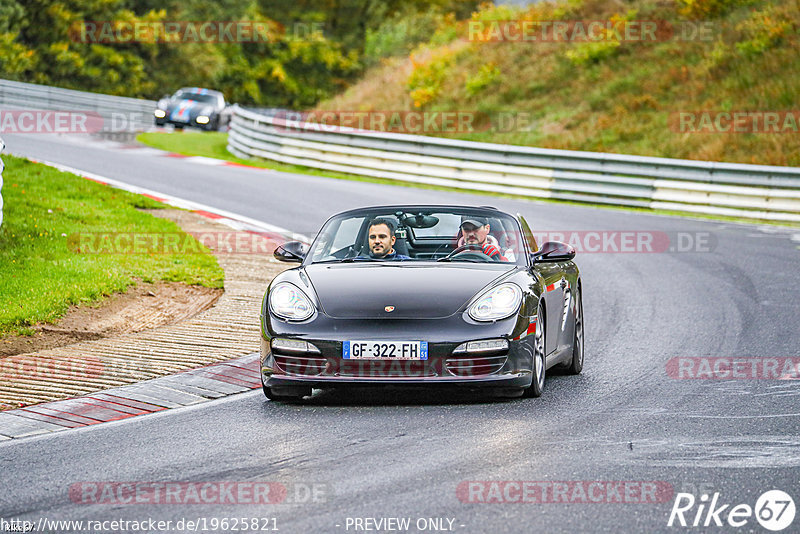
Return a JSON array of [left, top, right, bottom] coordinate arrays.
[[407, 47, 456, 107], [676, 0, 741, 19], [735, 5, 793, 56], [465, 62, 501, 97]]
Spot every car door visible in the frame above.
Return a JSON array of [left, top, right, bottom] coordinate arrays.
[[518, 215, 562, 356], [555, 261, 578, 353]]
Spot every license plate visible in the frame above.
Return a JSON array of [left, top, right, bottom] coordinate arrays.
[[343, 341, 428, 360]]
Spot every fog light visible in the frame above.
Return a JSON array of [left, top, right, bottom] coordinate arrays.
[[271, 337, 320, 354], [196, 115, 210, 124], [452, 338, 509, 354], [154, 109, 166, 118]]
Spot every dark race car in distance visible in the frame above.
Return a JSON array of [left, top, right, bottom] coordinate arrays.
[[153, 87, 231, 131], [260, 205, 584, 402]]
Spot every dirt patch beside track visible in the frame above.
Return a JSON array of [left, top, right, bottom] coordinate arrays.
[[1, 282, 222, 357], [0, 209, 289, 410]]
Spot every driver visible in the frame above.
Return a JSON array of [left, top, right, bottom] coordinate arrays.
[[365, 218, 410, 260], [459, 216, 508, 261]]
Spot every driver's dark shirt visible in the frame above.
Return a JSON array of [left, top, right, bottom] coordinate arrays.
[[376, 250, 410, 260], [358, 250, 411, 261]]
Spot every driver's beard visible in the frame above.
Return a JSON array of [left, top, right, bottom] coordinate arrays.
[[369, 248, 391, 259]]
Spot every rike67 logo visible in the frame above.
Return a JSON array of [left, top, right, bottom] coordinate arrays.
[[668, 490, 795, 531]]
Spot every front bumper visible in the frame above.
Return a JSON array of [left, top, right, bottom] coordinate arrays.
[[155, 115, 216, 130], [260, 333, 535, 390]]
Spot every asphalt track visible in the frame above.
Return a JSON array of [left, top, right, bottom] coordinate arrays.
[[2, 133, 800, 533]]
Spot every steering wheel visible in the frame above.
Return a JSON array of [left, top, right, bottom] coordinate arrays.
[[439, 244, 495, 262]]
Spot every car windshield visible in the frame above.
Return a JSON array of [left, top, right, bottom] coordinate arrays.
[[173, 92, 218, 105], [308, 207, 527, 265]]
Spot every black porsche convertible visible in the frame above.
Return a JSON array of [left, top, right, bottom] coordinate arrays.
[[260, 205, 583, 401], [153, 87, 231, 131]]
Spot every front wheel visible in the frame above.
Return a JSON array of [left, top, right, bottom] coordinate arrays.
[[524, 302, 546, 398]]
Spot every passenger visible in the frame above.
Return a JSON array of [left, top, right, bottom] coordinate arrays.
[[365, 218, 410, 260], [459, 216, 508, 261]]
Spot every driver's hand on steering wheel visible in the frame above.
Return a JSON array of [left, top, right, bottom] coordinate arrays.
[[482, 243, 508, 261]]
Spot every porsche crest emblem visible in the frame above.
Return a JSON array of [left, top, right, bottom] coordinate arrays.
[[384, 306, 395, 313]]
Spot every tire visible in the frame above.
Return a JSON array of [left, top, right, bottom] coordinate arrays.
[[565, 287, 584, 375], [524, 301, 546, 398], [262, 384, 310, 401]]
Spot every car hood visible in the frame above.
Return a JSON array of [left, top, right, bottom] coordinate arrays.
[[304, 263, 515, 319], [168, 99, 212, 121]]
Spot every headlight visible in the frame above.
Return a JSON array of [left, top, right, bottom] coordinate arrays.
[[468, 283, 522, 322], [269, 283, 315, 321], [196, 115, 210, 124], [453, 338, 509, 354], [271, 338, 321, 354], [154, 109, 166, 118]]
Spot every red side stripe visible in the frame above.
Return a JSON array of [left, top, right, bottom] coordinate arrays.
[[90, 393, 166, 413], [193, 210, 224, 220], [15, 409, 84, 428], [38, 399, 130, 422], [20, 405, 99, 425], [204, 373, 260, 388], [223, 162, 260, 168], [82, 398, 151, 416], [526, 319, 537, 336]]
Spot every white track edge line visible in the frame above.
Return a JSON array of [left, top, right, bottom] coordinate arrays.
[[19, 155, 311, 244]]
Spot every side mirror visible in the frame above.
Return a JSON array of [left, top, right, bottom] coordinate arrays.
[[274, 241, 307, 263], [531, 241, 575, 263]]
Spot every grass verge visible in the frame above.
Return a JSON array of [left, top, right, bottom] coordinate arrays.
[[136, 131, 799, 228], [0, 155, 224, 336]]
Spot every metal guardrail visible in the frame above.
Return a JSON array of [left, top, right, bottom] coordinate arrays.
[[0, 79, 156, 132], [227, 106, 800, 222]]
